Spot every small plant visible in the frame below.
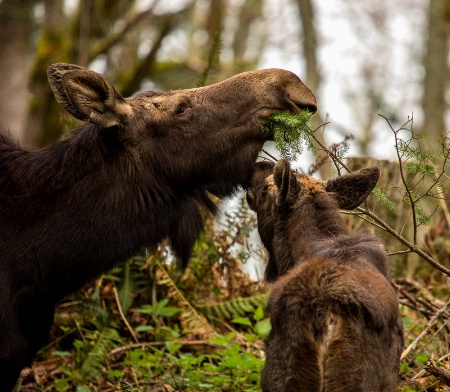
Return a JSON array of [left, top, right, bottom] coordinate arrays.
[[261, 110, 315, 161]]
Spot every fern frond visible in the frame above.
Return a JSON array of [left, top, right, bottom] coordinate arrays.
[[68, 326, 122, 385], [197, 294, 268, 321], [117, 260, 136, 313], [156, 260, 217, 335]]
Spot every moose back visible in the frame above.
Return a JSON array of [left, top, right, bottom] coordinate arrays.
[[0, 64, 316, 390], [247, 160, 403, 392]]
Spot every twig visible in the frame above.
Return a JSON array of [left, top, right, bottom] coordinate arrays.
[[310, 124, 351, 173], [413, 353, 450, 381], [113, 286, 139, 344], [401, 298, 450, 360], [380, 114, 419, 244], [425, 359, 450, 387], [387, 249, 412, 256], [358, 207, 450, 277], [109, 339, 222, 356], [89, 8, 156, 62], [261, 148, 279, 162]]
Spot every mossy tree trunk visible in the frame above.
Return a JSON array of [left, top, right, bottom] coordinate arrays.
[[421, 0, 450, 152], [0, 0, 33, 141]]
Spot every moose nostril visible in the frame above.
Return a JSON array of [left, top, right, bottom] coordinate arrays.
[[292, 101, 317, 114], [305, 103, 317, 114]]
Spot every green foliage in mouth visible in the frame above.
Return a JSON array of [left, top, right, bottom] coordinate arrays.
[[261, 110, 315, 162]]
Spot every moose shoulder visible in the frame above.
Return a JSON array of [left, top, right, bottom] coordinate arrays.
[[246, 160, 403, 392], [0, 64, 316, 391]]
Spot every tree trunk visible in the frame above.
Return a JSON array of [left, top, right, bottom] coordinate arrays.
[[294, 0, 330, 177], [232, 0, 263, 66], [421, 0, 450, 152], [23, 0, 68, 147], [0, 0, 33, 141]]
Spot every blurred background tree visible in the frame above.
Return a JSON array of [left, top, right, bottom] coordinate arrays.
[[0, 0, 447, 153]]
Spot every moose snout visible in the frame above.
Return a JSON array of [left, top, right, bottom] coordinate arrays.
[[289, 96, 317, 114], [285, 84, 317, 114]]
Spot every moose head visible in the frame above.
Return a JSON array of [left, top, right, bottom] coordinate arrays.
[[247, 160, 381, 281], [47, 63, 317, 197]]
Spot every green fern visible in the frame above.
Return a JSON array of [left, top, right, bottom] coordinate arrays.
[[197, 294, 268, 321], [156, 261, 218, 334], [103, 256, 152, 314], [65, 326, 122, 385], [262, 110, 315, 161], [119, 381, 134, 392], [117, 260, 136, 313]]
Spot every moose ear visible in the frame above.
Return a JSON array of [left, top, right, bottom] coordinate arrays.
[[47, 63, 132, 128], [326, 167, 380, 210], [273, 160, 298, 206]]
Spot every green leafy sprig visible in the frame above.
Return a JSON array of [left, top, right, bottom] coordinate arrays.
[[262, 110, 315, 161]]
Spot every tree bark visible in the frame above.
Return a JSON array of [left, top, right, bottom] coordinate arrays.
[[0, 0, 33, 141], [421, 0, 450, 152], [232, 0, 263, 65], [23, 0, 68, 147], [295, 0, 321, 97], [294, 0, 330, 177]]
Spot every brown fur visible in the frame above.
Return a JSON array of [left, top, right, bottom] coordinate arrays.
[[0, 64, 317, 391], [246, 160, 403, 392]]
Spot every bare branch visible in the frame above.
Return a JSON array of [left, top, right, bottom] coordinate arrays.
[[88, 2, 161, 62], [109, 339, 223, 357], [401, 298, 450, 360], [425, 359, 450, 387], [113, 286, 139, 344], [357, 206, 450, 277], [380, 114, 419, 244], [310, 123, 352, 174]]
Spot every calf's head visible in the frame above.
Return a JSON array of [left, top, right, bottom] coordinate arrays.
[[48, 63, 317, 197], [246, 160, 380, 280]]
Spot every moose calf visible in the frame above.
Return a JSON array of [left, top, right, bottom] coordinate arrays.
[[246, 160, 404, 392], [0, 64, 316, 391]]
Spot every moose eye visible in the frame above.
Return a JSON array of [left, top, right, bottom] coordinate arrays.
[[175, 105, 187, 115]]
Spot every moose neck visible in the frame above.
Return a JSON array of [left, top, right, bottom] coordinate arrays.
[[0, 125, 212, 300], [0, 125, 121, 195], [272, 193, 349, 275]]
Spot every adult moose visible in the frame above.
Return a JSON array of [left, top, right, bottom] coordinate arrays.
[[246, 160, 403, 392], [0, 63, 316, 391]]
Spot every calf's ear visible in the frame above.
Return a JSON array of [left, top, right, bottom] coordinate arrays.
[[273, 160, 298, 206], [48, 63, 132, 128], [326, 167, 380, 210]]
